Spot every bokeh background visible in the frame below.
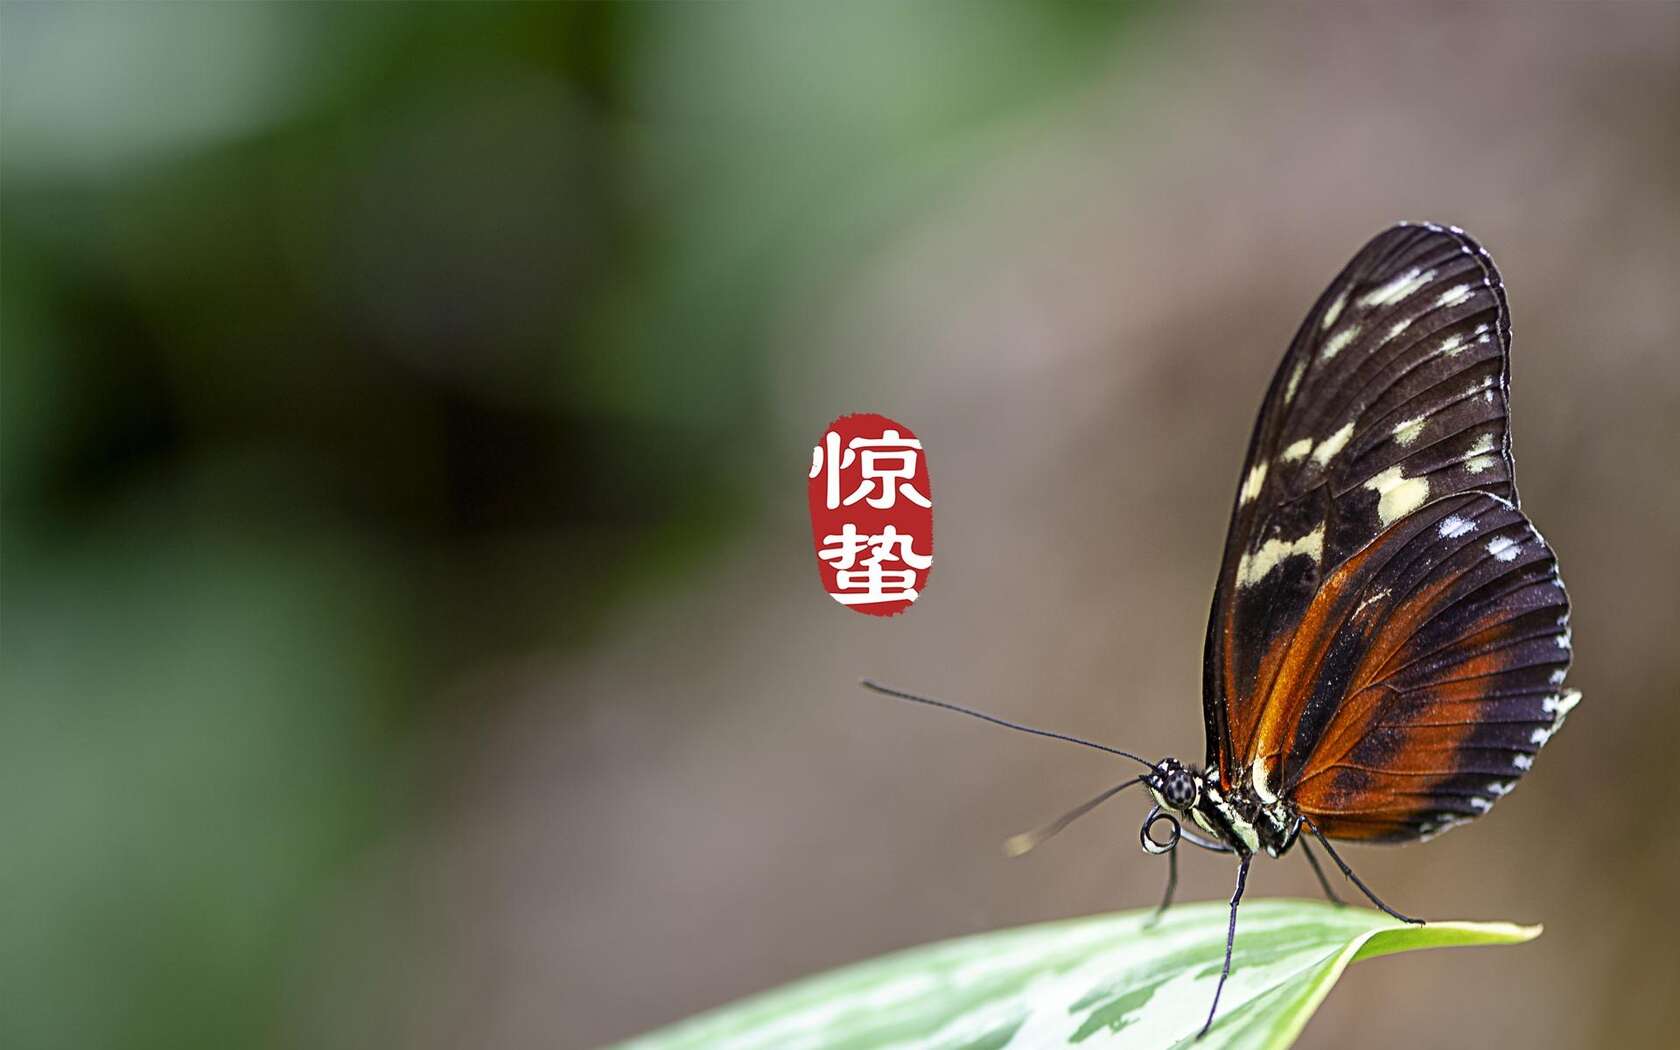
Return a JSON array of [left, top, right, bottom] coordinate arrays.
[[5, 4, 1679, 1049]]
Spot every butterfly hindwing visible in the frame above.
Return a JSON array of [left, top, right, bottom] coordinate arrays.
[[1204, 224, 1531, 798], [1276, 492, 1575, 841]]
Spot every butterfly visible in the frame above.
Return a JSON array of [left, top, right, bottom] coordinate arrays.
[[864, 222, 1577, 1039]]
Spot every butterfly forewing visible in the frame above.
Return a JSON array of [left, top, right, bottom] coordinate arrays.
[[1203, 224, 1571, 839]]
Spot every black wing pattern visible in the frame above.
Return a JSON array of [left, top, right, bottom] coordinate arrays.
[[1201, 223, 1572, 827]]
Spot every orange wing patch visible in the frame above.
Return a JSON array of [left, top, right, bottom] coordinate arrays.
[[1238, 493, 1574, 842]]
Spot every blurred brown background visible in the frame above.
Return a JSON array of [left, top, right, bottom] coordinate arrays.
[[4, 4, 1678, 1049]]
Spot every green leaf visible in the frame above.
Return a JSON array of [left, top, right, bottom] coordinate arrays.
[[611, 899, 1538, 1050]]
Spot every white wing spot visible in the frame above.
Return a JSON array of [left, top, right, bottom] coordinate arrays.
[[1360, 267, 1434, 308], [1440, 334, 1466, 358], [1426, 815, 1471, 839], [1311, 421, 1355, 467], [1486, 535, 1521, 562], [1284, 360, 1308, 404], [1365, 465, 1430, 526], [1545, 690, 1581, 725], [1392, 415, 1428, 446], [1240, 462, 1268, 505], [1488, 782, 1514, 796], [1280, 437, 1314, 463], [1531, 726, 1555, 746], [1389, 317, 1415, 340], [1321, 289, 1349, 330], [1549, 668, 1567, 685], [1436, 284, 1474, 308], [1439, 515, 1475, 539], [1462, 434, 1499, 475], [1322, 325, 1359, 361], [1513, 753, 1534, 770], [1470, 797, 1492, 812], [1557, 627, 1572, 649], [1236, 526, 1325, 588]]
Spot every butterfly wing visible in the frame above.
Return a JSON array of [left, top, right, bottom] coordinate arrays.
[[1203, 223, 1530, 792], [1272, 493, 1574, 841]]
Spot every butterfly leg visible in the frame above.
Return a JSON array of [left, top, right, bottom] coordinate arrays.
[[1144, 842, 1178, 929], [1298, 837, 1345, 907], [1305, 819, 1423, 924], [1198, 853, 1252, 1040], [1146, 821, 1233, 929]]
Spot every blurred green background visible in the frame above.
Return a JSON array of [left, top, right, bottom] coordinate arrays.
[[4, 4, 1678, 1049]]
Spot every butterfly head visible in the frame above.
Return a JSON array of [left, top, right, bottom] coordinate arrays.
[[1145, 758, 1201, 812]]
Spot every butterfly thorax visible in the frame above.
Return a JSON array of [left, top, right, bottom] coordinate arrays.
[[1145, 759, 1300, 859]]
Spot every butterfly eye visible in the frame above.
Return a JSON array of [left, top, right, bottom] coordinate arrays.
[[1164, 770, 1199, 809]]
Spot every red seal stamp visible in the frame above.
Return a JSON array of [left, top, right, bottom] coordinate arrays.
[[807, 413, 934, 617]]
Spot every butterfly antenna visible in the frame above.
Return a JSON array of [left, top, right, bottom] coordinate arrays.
[[1003, 776, 1146, 857], [858, 679, 1155, 769]]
